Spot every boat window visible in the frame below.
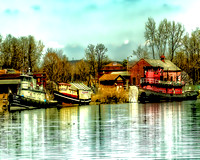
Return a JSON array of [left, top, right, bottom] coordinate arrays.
[[21, 76, 31, 82]]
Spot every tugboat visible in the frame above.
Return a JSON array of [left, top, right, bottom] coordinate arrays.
[[138, 66, 199, 102], [0, 69, 57, 110], [10, 74, 48, 108], [53, 83, 92, 105]]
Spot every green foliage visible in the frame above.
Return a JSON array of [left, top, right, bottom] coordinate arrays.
[[122, 59, 127, 68]]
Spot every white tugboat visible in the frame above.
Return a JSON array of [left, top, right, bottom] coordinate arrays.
[[10, 74, 48, 108]]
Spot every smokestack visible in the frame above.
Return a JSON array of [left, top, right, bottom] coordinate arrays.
[[160, 55, 165, 62]]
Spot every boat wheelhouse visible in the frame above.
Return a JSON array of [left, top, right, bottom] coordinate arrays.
[[11, 74, 48, 108], [138, 66, 198, 102]]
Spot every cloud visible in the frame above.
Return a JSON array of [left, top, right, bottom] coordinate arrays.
[[63, 44, 85, 60], [107, 41, 138, 61], [4, 9, 19, 15], [46, 41, 64, 49], [0, 0, 199, 62], [31, 5, 41, 11]]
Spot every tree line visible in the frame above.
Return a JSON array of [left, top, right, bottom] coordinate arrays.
[[1, 17, 200, 85], [133, 17, 200, 84], [0, 35, 109, 91]]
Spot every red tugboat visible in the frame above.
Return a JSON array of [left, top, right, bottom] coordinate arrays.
[[138, 66, 199, 102]]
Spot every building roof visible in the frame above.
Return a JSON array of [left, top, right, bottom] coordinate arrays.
[[70, 83, 91, 91], [144, 59, 181, 71], [111, 71, 130, 76], [0, 79, 21, 85], [105, 62, 123, 67], [99, 74, 124, 81]]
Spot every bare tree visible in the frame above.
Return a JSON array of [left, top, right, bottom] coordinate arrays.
[[133, 45, 149, 59], [85, 44, 97, 78], [155, 19, 170, 56], [0, 34, 44, 72], [144, 17, 156, 59], [168, 21, 184, 61], [85, 43, 109, 79], [74, 60, 90, 83], [95, 43, 108, 73], [43, 48, 71, 83]]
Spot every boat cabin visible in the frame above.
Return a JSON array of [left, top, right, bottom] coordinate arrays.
[[141, 66, 184, 95], [18, 74, 46, 101], [58, 83, 78, 99], [58, 83, 92, 100]]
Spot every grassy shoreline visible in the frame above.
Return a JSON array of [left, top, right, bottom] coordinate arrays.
[[91, 88, 129, 104]]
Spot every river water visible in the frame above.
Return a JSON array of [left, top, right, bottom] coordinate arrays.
[[1, 100, 200, 159]]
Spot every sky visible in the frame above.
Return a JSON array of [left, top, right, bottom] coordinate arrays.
[[0, 0, 200, 61]]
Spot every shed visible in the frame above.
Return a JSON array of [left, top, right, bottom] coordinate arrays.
[[99, 74, 125, 88]]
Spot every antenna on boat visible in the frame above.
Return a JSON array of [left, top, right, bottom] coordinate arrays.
[[28, 67, 31, 75]]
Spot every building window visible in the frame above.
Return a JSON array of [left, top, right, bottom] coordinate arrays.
[[132, 77, 136, 85]]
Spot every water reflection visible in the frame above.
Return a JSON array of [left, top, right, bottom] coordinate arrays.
[[0, 101, 200, 159]]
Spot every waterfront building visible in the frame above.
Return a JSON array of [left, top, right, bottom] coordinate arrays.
[[99, 74, 125, 89], [129, 55, 181, 86], [98, 62, 126, 78]]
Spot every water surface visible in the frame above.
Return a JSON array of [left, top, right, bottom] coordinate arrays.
[[0, 100, 200, 159]]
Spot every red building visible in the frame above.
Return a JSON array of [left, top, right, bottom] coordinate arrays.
[[98, 62, 126, 78], [130, 55, 181, 86]]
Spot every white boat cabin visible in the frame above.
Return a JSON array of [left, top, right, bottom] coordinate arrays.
[[18, 75, 46, 101], [58, 83, 92, 100]]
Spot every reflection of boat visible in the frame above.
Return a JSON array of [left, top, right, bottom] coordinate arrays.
[[138, 66, 199, 102], [53, 83, 92, 105]]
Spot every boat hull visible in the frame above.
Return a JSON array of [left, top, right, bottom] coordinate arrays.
[[53, 91, 91, 105], [138, 88, 199, 103], [9, 95, 57, 110]]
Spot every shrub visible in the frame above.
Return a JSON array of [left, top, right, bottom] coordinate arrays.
[[91, 87, 129, 104]]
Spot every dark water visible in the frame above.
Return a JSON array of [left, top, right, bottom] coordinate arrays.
[[1, 100, 200, 159]]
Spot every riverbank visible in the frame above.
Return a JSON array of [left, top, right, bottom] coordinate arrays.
[[91, 88, 129, 104]]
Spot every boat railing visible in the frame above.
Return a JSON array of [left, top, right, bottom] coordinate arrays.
[[140, 78, 185, 86]]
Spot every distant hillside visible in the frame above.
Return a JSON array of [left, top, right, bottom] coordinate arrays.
[[68, 60, 134, 67], [69, 60, 83, 65]]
